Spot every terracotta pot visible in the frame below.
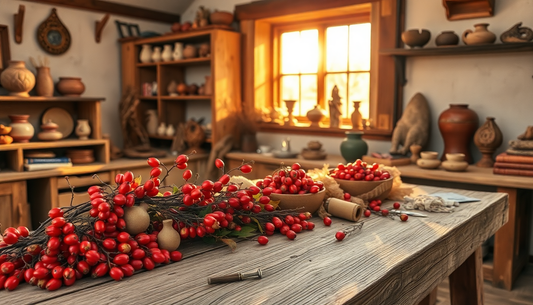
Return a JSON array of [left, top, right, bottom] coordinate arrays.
[[204, 76, 213, 95], [176, 83, 187, 95], [35, 67, 54, 97], [8, 114, 34, 143], [56, 77, 85, 96], [438, 104, 479, 164], [463, 23, 496, 45], [401, 29, 431, 48], [187, 84, 198, 95], [474, 117, 503, 167], [199, 43, 210, 57], [0, 61, 36, 97], [436, 31, 459, 46], [209, 11, 234, 25], [158, 219, 181, 251], [183, 45, 197, 59]]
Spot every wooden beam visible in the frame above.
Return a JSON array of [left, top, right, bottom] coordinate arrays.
[[22, 0, 180, 24], [235, 0, 378, 21]]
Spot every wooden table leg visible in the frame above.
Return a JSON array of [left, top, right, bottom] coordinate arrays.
[[493, 187, 531, 290], [449, 247, 484, 305], [417, 286, 437, 305]]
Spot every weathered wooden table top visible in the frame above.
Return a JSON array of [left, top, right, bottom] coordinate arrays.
[[3, 186, 508, 305]]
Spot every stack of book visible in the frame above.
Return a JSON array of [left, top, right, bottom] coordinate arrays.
[[494, 153, 533, 177], [24, 157, 73, 172]]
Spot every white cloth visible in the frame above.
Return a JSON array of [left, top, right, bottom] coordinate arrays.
[[403, 195, 459, 213]]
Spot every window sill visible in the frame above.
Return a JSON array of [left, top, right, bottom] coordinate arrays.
[[258, 122, 391, 141]]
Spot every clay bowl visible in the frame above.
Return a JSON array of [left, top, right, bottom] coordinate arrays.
[[446, 153, 465, 162], [416, 158, 441, 169], [210, 11, 234, 25], [270, 189, 326, 214], [401, 29, 431, 48], [334, 177, 393, 200], [420, 151, 439, 159]]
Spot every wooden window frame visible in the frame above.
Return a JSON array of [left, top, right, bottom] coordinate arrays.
[[237, 0, 404, 141]]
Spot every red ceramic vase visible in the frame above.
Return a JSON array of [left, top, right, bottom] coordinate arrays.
[[438, 104, 479, 164]]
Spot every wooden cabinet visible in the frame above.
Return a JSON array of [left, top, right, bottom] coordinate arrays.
[[0, 181, 30, 229], [119, 26, 242, 148]]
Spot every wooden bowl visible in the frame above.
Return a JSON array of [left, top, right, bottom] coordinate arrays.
[[209, 11, 234, 25], [270, 189, 326, 214], [334, 178, 393, 200]]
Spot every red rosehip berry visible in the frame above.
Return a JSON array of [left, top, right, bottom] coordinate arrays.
[[323, 217, 332, 226], [381, 209, 389, 216], [257, 236, 269, 245], [400, 214, 409, 222], [335, 231, 346, 241], [364, 210, 371, 217], [240, 164, 252, 174], [215, 158, 224, 169], [393, 202, 401, 209]]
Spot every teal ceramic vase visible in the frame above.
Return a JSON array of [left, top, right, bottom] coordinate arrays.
[[340, 131, 368, 163]]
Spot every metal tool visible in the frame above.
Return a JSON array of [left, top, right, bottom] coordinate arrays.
[[207, 269, 263, 284], [390, 209, 428, 217]]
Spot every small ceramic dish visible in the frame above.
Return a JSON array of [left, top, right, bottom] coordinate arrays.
[[442, 160, 468, 172], [416, 158, 441, 169], [420, 151, 439, 159], [446, 153, 465, 162]]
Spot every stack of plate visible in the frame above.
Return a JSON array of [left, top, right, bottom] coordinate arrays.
[[66, 149, 94, 164]]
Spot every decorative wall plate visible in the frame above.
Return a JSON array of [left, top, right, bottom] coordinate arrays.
[[37, 8, 71, 55]]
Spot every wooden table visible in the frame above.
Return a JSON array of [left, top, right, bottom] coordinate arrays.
[[3, 186, 507, 305], [226, 152, 532, 290]]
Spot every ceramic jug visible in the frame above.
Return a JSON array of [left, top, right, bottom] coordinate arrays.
[[158, 219, 181, 251], [462, 23, 496, 45], [172, 42, 184, 60], [140, 44, 152, 63], [75, 119, 91, 140], [162, 44, 173, 62], [165, 124, 175, 137], [146, 109, 158, 135], [151, 46, 162, 62], [35, 67, 54, 97], [157, 122, 166, 135]]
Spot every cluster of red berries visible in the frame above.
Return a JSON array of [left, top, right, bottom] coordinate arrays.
[[257, 212, 315, 244], [255, 163, 325, 194], [331, 159, 391, 181], [363, 201, 408, 221]]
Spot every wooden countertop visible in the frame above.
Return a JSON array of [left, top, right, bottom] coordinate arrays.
[[0, 154, 209, 183], [1, 185, 508, 304], [226, 152, 533, 190]]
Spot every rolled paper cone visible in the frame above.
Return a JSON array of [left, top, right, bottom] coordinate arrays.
[[325, 198, 363, 222]]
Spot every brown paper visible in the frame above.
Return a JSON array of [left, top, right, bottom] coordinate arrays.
[[325, 198, 363, 222]]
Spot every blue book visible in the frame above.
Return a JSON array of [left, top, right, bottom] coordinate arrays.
[[25, 157, 71, 164]]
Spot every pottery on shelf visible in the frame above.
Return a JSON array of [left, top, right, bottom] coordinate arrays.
[[157, 219, 181, 251], [204, 76, 213, 95], [209, 11, 234, 25], [75, 119, 91, 140], [0, 61, 36, 97], [35, 66, 54, 97], [165, 124, 175, 137], [416, 151, 441, 169], [301, 140, 327, 160], [167, 80, 178, 96], [8, 114, 34, 143], [351, 101, 363, 129], [462, 23, 496, 45], [306, 105, 325, 128], [284, 100, 297, 126], [140, 44, 152, 63], [436, 31, 460, 46], [172, 42, 184, 60], [442, 153, 469, 172], [183, 45, 198, 59], [438, 104, 479, 164], [410, 144, 422, 164], [500, 22, 533, 43], [124, 203, 151, 235], [187, 84, 198, 95], [474, 117, 503, 168], [56, 77, 85, 96], [199, 43, 210, 57], [401, 29, 431, 48], [176, 83, 187, 95], [146, 109, 158, 135], [157, 122, 166, 135], [161, 44, 173, 62], [340, 131, 368, 163], [151, 46, 162, 62], [38, 119, 63, 141]]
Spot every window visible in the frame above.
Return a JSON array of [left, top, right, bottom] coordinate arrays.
[[236, 0, 402, 140], [278, 21, 371, 125]]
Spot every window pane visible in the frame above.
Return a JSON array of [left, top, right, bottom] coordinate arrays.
[[300, 75, 317, 116], [348, 72, 370, 119], [349, 23, 371, 71], [281, 31, 300, 74], [281, 75, 300, 102], [326, 26, 348, 72], [325, 73, 347, 118], [299, 30, 318, 73]]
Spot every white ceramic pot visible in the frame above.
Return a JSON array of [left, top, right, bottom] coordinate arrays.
[[9, 114, 34, 143], [172, 42, 184, 60], [146, 109, 158, 135], [165, 124, 175, 136], [140, 44, 152, 63], [157, 122, 166, 135], [162, 45, 173, 62], [75, 119, 91, 140], [151, 46, 162, 62], [38, 119, 63, 141]]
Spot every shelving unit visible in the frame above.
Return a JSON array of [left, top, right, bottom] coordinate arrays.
[[380, 42, 533, 85], [120, 27, 242, 148]]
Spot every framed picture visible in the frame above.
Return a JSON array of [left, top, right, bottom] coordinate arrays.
[[130, 24, 141, 37], [115, 20, 141, 38], [0, 25, 11, 76]]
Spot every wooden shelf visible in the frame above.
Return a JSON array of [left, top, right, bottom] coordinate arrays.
[[137, 57, 211, 68], [160, 95, 212, 101], [148, 134, 174, 140], [259, 123, 391, 141], [0, 139, 107, 152], [131, 25, 233, 45], [139, 96, 158, 100], [0, 96, 106, 102], [380, 42, 533, 57]]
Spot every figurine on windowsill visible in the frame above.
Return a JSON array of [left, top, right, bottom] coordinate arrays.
[[329, 85, 342, 128]]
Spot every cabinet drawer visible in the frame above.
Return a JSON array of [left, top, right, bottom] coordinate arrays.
[[57, 191, 90, 207], [57, 172, 111, 189]]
